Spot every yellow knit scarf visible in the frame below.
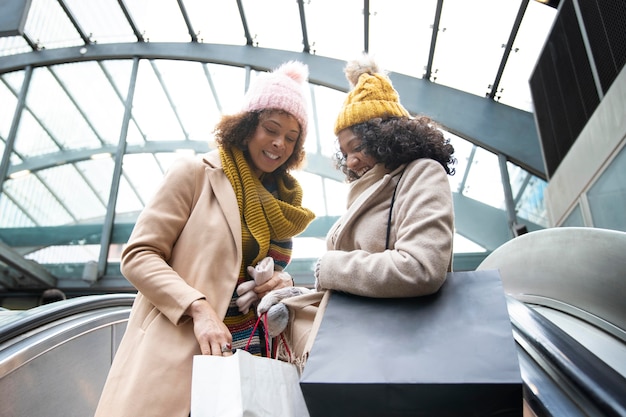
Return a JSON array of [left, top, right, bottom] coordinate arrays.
[[219, 146, 315, 270]]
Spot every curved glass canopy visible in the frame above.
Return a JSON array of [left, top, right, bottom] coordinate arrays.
[[0, 0, 557, 292]]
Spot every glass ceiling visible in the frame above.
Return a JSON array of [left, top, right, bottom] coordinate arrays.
[[0, 0, 558, 291]]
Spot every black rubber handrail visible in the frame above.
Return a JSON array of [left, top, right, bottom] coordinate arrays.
[[507, 296, 626, 417], [0, 293, 135, 345]]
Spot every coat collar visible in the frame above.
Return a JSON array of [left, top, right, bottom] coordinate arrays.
[[330, 163, 407, 249]]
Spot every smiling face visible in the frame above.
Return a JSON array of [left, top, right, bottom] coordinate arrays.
[[246, 111, 301, 177], [337, 128, 378, 179]]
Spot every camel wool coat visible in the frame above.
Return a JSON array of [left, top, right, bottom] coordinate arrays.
[[317, 159, 454, 297], [94, 151, 244, 417]]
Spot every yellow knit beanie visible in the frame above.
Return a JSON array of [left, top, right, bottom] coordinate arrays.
[[334, 54, 410, 135]]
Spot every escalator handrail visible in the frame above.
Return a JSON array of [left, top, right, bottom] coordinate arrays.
[[0, 293, 135, 345], [507, 296, 626, 417]]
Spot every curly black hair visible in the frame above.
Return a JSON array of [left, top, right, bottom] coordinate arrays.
[[333, 116, 456, 182], [213, 109, 306, 172]]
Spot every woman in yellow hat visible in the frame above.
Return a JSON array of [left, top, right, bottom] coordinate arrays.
[[315, 54, 456, 297]]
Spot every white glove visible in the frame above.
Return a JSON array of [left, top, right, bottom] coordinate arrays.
[[236, 257, 274, 314], [235, 281, 257, 314], [258, 287, 314, 337]]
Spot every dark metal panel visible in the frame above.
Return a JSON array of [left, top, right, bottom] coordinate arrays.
[[0, 0, 32, 37]]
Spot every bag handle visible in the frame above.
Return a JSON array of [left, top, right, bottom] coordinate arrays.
[[385, 167, 406, 250], [273, 333, 293, 362], [245, 312, 271, 358]]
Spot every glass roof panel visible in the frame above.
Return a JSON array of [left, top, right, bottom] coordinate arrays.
[[125, 118, 145, 146], [100, 60, 133, 102], [115, 168, 146, 215], [369, 0, 437, 78], [505, 162, 549, 227], [152, 60, 222, 142], [52, 61, 126, 146], [1, 69, 24, 96], [497, 1, 558, 111], [25, 67, 101, 150], [13, 107, 59, 158], [241, 0, 303, 51], [131, 59, 186, 142], [292, 170, 325, 216], [184, 0, 243, 45], [38, 164, 106, 221], [312, 85, 348, 157], [431, 0, 520, 97], [62, 0, 136, 44], [0, 36, 31, 56], [25, 244, 100, 264], [323, 178, 350, 216], [4, 173, 74, 226], [121, 153, 167, 207], [304, 0, 363, 60], [207, 63, 247, 115], [0, 81, 17, 139], [155, 151, 192, 169], [0, 192, 36, 227], [511, 171, 548, 227], [461, 146, 504, 209], [123, 0, 189, 42], [74, 157, 114, 210], [24, 0, 83, 49]]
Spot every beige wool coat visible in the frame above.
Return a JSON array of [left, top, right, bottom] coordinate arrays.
[[317, 159, 454, 297], [94, 151, 244, 417]]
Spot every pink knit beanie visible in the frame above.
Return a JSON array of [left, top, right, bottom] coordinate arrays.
[[241, 61, 310, 140]]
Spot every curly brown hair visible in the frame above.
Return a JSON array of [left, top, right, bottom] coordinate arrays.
[[213, 109, 306, 172], [334, 116, 456, 182]]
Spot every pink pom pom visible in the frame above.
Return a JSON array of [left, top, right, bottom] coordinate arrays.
[[275, 61, 308, 84]]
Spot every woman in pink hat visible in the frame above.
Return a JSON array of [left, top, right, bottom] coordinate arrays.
[[94, 61, 315, 417]]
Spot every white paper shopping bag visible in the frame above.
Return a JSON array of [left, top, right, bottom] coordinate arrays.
[[191, 349, 309, 417]]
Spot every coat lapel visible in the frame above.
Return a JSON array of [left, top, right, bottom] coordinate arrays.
[[203, 152, 242, 259]]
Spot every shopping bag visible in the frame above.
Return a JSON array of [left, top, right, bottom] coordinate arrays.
[[191, 348, 310, 417], [300, 270, 523, 417]]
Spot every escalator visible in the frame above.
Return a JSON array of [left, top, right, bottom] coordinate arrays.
[[508, 297, 626, 416], [0, 294, 134, 417]]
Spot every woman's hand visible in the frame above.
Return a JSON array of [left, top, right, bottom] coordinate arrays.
[[185, 299, 233, 356], [253, 271, 293, 299]]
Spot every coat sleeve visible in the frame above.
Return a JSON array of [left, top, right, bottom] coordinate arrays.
[[317, 160, 454, 297], [121, 156, 207, 325]]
